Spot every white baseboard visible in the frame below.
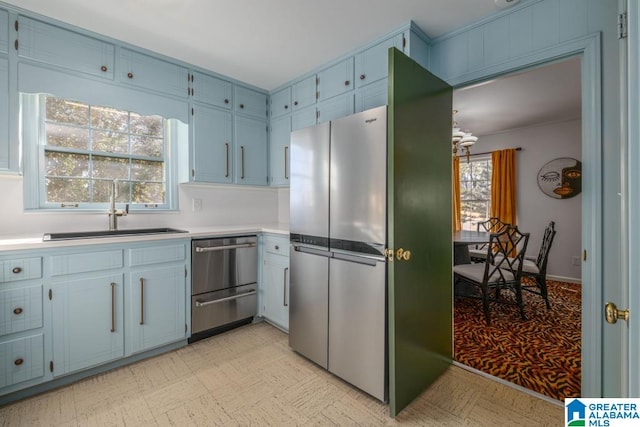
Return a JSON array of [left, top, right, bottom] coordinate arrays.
[[548, 274, 581, 285]]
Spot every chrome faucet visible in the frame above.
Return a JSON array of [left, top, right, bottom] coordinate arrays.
[[108, 179, 128, 231]]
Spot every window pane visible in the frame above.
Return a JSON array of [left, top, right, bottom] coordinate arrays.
[[45, 124, 89, 150], [471, 160, 491, 180], [130, 113, 163, 137], [132, 182, 164, 204], [92, 130, 128, 154], [460, 182, 473, 200], [93, 179, 131, 203], [132, 160, 164, 182], [90, 106, 129, 132], [45, 97, 88, 126], [46, 178, 90, 203], [131, 135, 163, 158], [459, 162, 471, 181], [45, 152, 89, 178], [473, 181, 490, 200], [92, 156, 130, 180]]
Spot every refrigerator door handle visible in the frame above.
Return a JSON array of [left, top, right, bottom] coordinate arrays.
[[293, 245, 332, 258], [332, 251, 382, 267]]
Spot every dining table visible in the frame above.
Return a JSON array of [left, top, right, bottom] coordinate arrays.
[[453, 230, 493, 265]]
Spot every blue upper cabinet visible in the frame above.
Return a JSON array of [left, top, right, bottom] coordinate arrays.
[[355, 78, 388, 113], [270, 87, 291, 118], [355, 34, 404, 88], [292, 76, 316, 111], [119, 48, 189, 98], [317, 57, 354, 102], [0, 9, 8, 54], [291, 106, 317, 131], [192, 71, 233, 109], [235, 115, 267, 185], [0, 58, 8, 170], [317, 93, 354, 124], [17, 16, 115, 80], [269, 115, 291, 186], [191, 104, 233, 184], [235, 86, 267, 119]]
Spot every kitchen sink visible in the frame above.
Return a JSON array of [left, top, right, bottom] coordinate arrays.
[[43, 228, 188, 241]]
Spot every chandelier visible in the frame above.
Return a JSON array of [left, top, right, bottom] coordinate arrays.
[[452, 110, 478, 162]]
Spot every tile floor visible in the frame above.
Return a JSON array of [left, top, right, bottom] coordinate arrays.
[[0, 322, 563, 426]]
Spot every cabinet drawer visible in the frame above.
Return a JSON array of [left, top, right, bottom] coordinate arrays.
[[129, 244, 187, 266], [263, 235, 290, 256], [119, 48, 189, 98], [0, 334, 44, 388], [18, 16, 115, 80], [50, 250, 123, 276], [0, 285, 42, 336], [2, 257, 42, 283], [192, 71, 233, 109]]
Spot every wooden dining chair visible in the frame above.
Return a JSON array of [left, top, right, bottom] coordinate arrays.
[[468, 217, 509, 263], [454, 225, 530, 324], [520, 221, 556, 309]]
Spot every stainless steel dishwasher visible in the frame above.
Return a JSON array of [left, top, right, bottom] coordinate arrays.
[[190, 235, 258, 342]]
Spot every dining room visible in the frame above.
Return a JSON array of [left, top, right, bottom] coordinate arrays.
[[450, 56, 583, 403]]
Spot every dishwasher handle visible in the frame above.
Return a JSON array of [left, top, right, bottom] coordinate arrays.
[[195, 242, 256, 253], [195, 290, 257, 307]]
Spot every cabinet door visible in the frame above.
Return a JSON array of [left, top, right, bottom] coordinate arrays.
[[18, 16, 114, 80], [317, 57, 354, 101], [270, 87, 291, 118], [127, 265, 186, 355], [355, 78, 388, 113], [51, 274, 124, 376], [235, 116, 267, 185], [262, 254, 289, 331], [119, 48, 189, 98], [191, 104, 233, 183], [317, 93, 354, 124], [292, 76, 317, 111], [291, 106, 317, 131], [235, 86, 267, 119], [0, 58, 8, 170], [0, 9, 7, 54], [355, 34, 403, 88], [269, 116, 291, 186], [192, 71, 233, 109]]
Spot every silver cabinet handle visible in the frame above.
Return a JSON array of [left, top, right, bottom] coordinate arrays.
[[195, 290, 256, 307], [195, 242, 256, 253], [110, 282, 116, 333], [139, 277, 145, 325], [284, 146, 289, 180], [225, 143, 229, 178], [283, 267, 289, 307], [241, 146, 245, 179]]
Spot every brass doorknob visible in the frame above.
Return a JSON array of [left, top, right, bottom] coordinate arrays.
[[384, 248, 394, 262], [396, 248, 411, 261], [605, 302, 629, 324]]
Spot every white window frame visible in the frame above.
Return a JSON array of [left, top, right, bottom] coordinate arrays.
[[459, 154, 492, 231], [21, 93, 183, 211]]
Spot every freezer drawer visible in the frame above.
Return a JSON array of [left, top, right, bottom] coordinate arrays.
[[191, 284, 257, 334], [329, 252, 386, 401], [288, 245, 329, 369]]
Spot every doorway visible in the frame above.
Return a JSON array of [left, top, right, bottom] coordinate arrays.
[[451, 56, 583, 401]]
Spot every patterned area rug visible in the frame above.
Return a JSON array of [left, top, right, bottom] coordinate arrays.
[[454, 279, 581, 401]]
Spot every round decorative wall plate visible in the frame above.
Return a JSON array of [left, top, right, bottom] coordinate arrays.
[[537, 157, 582, 199]]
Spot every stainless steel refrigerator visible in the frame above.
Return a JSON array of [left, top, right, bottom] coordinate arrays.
[[289, 105, 387, 402]]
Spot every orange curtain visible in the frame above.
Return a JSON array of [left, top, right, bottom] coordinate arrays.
[[452, 156, 462, 231], [490, 149, 517, 226]]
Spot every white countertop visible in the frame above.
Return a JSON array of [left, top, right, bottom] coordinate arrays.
[[0, 223, 289, 252]]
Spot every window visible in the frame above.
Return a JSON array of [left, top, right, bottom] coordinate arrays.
[[22, 94, 182, 210], [459, 157, 492, 230]]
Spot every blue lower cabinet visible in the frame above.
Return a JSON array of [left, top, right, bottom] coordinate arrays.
[[50, 274, 125, 376], [0, 334, 44, 388], [126, 265, 187, 355]]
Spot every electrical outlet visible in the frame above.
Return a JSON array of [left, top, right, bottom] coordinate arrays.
[[192, 198, 202, 212], [572, 256, 580, 266]]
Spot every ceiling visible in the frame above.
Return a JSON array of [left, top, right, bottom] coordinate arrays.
[[453, 56, 582, 136], [5, 0, 520, 90]]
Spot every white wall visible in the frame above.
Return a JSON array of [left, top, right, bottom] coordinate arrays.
[[474, 119, 582, 282], [0, 176, 280, 236]]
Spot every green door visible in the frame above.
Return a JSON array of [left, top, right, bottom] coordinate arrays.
[[387, 48, 453, 417]]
